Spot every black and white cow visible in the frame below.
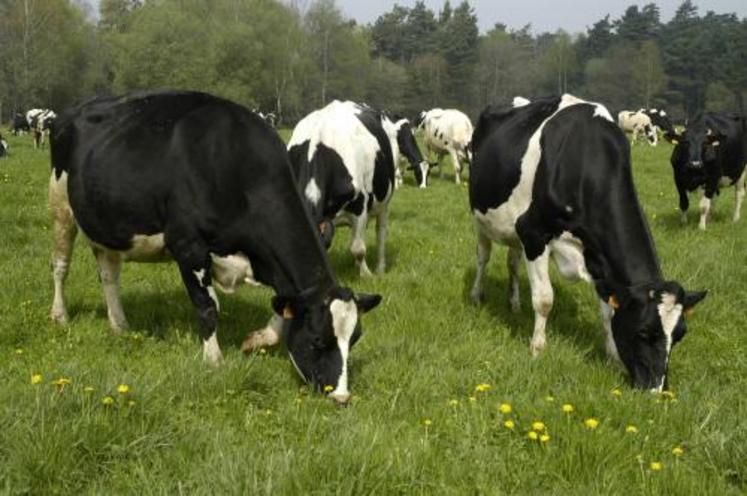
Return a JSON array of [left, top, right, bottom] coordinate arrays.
[[11, 113, 30, 135], [255, 110, 277, 128], [287, 100, 397, 277], [618, 110, 657, 146], [668, 112, 746, 230], [0, 133, 8, 158], [385, 114, 429, 189], [640, 108, 675, 137], [470, 94, 707, 391], [415, 108, 473, 184], [49, 91, 381, 403], [33, 109, 56, 149]]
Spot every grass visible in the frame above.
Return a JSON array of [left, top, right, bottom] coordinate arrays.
[[0, 131, 745, 495]]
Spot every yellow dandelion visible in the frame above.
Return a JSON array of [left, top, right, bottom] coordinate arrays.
[[52, 377, 72, 388], [31, 374, 43, 385], [545, 395, 555, 403], [15, 348, 24, 355], [539, 434, 551, 443], [527, 431, 539, 440], [503, 419, 515, 430], [672, 446, 685, 456], [448, 399, 459, 407], [423, 419, 433, 427], [101, 396, 115, 406], [127, 400, 136, 407], [498, 403, 512, 414], [531, 421, 546, 432], [475, 383, 491, 393], [660, 391, 676, 400], [83, 386, 95, 393], [561, 403, 574, 413], [469, 396, 477, 403], [611, 388, 623, 397], [625, 425, 639, 434], [117, 384, 130, 394], [635, 454, 644, 463], [323, 385, 334, 393], [650, 461, 663, 471], [584, 418, 600, 430]]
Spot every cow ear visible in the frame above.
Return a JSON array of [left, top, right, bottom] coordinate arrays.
[[355, 293, 382, 313], [683, 290, 707, 316], [272, 295, 296, 319]]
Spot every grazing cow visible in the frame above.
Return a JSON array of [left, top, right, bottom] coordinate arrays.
[[668, 112, 747, 230], [415, 108, 473, 184], [11, 113, 30, 135], [618, 110, 657, 146], [34, 110, 56, 149], [0, 133, 8, 158], [386, 114, 429, 189], [49, 91, 381, 402], [470, 94, 707, 391], [640, 108, 675, 137], [287, 100, 397, 276]]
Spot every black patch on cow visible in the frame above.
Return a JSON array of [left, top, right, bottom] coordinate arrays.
[[354, 108, 395, 203]]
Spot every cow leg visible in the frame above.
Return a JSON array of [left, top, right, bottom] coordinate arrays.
[[49, 172, 78, 325], [699, 195, 713, 230], [375, 209, 388, 275], [677, 186, 689, 225], [734, 169, 746, 222], [599, 300, 620, 363], [92, 248, 128, 332], [470, 230, 492, 304], [507, 245, 522, 313], [350, 213, 372, 277], [394, 163, 403, 190], [241, 314, 283, 353], [525, 248, 553, 357], [449, 148, 462, 184]]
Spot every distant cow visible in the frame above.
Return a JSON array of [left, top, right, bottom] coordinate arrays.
[[618, 110, 657, 146], [288, 100, 397, 276], [640, 108, 675, 137], [385, 114, 429, 189], [668, 112, 746, 229], [470, 94, 706, 391], [255, 110, 277, 128], [0, 133, 8, 158], [415, 108, 473, 184], [49, 91, 381, 402], [33, 110, 56, 149], [11, 113, 30, 135]]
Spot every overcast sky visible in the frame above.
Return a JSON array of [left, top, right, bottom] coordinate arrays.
[[334, 0, 747, 33]]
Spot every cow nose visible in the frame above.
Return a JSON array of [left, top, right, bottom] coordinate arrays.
[[329, 391, 351, 405], [690, 161, 702, 168]]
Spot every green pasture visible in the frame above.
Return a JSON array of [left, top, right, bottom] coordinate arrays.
[[0, 131, 745, 495]]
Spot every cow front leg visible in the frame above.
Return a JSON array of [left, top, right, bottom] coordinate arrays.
[[375, 209, 388, 275], [350, 213, 372, 277], [241, 314, 283, 353], [677, 185, 690, 225], [49, 172, 78, 325], [507, 245, 522, 313], [449, 148, 462, 184], [470, 231, 492, 304], [599, 300, 620, 363], [93, 248, 129, 332], [525, 248, 553, 357], [734, 169, 746, 222], [699, 195, 713, 230]]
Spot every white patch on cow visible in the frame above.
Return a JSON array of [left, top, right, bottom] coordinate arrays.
[[328, 298, 358, 402], [513, 96, 531, 108], [123, 233, 169, 262], [549, 232, 591, 282], [419, 161, 429, 188], [193, 268, 207, 287], [660, 110, 667, 117], [650, 109, 658, 114], [592, 104, 614, 122], [656, 292, 683, 391], [203, 332, 223, 365], [699, 196, 712, 230], [0, 139, 8, 154], [211, 253, 258, 292], [304, 178, 322, 206], [207, 286, 220, 311]]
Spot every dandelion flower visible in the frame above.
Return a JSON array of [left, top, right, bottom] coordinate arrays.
[[31, 374, 43, 385], [527, 431, 538, 440], [539, 434, 550, 443], [498, 403, 512, 414], [475, 383, 491, 393], [611, 388, 623, 397], [635, 454, 644, 463], [503, 420, 515, 430], [83, 386, 95, 393], [561, 403, 574, 413], [423, 419, 433, 427], [102, 396, 115, 406], [117, 384, 130, 394], [650, 461, 663, 471], [469, 396, 477, 403], [448, 399, 459, 407], [15, 349, 24, 355], [323, 385, 334, 393], [584, 418, 600, 430], [545, 395, 555, 402], [660, 391, 676, 400], [625, 425, 639, 434], [672, 446, 684, 456], [52, 377, 72, 388], [127, 400, 136, 407], [531, 421, 546, 432]]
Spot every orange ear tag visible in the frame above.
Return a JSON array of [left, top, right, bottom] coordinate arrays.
[[608, 295, 620, 310], [283, 306, 294, 320]]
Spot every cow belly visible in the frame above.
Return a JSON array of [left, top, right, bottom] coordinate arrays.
[[121, 234, 171, 262], [549, 233, 591, 283], [473, 204, 523, 244]]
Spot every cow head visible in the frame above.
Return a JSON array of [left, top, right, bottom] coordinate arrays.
[[394, 119, 429, 188], [414, 111, 427, 129], [274, 287, 381, 404], [668, 120, 723, 169], [610, 282, 707, 391]]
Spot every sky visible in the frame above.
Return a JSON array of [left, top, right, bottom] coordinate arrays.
[[333, 0, 747, 34]]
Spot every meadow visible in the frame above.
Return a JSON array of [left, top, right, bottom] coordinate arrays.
[[0, 130, 745, 495]]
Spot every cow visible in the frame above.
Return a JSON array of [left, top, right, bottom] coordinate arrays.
[[667, 112, 747, 230], [49, 90, 381, 403], [415, 108, 473, 184], [0, 133, 8, 158], [287, 100, 397, 277], [469, 94, 707, 391], [618, 110, 657, 146], [640, 108, 675, 137], [385, 114, 429, 189], [255, 110, 277, 128], [34, 109, 56, 149], [11, 113, 30, 135]]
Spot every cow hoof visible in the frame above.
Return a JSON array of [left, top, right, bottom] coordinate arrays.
[[509, 300, 521, 314], [698, 223, 707, 231], [530, 340, 545, 357], [50, 311, 69, 326], [203, 350, 223, 367]]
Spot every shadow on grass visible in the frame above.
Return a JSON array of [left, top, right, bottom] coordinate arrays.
[[326, 238, 401, 282]]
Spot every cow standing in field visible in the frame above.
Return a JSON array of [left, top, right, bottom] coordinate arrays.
[[640, 108, 675, 137], [287, 100, 399, 277], [11, 113, 30, 135], [386, 114, 429, 189], [0, 133, 8, 158], [470, 94, 707, 391], [668, 112, 747, 230], [415, 108, 473, 184], [49, 91, 381, 403], [33, 110, 56, 149], [618, 110, 657, 146]]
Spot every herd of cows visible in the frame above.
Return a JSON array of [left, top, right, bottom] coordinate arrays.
[[2, 90, 746, 404]]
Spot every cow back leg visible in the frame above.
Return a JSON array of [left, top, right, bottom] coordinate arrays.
[[375, 209, 388, 274], [169, 236, 222, 365], [49, 172, 78, 325], [733, 169, 746, 222], [599, 300, 620, 363], [525, 248, 553, 357], [449, 148, 462, 184], [92, 247, 128, 332], [469, 230, 492, 304], [350, 212, 372, 277], [241, 314, 283, 353], [507, 245, 522, 313]]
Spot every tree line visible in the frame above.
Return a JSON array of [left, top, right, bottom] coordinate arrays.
[[0, 0, 745, 126]]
